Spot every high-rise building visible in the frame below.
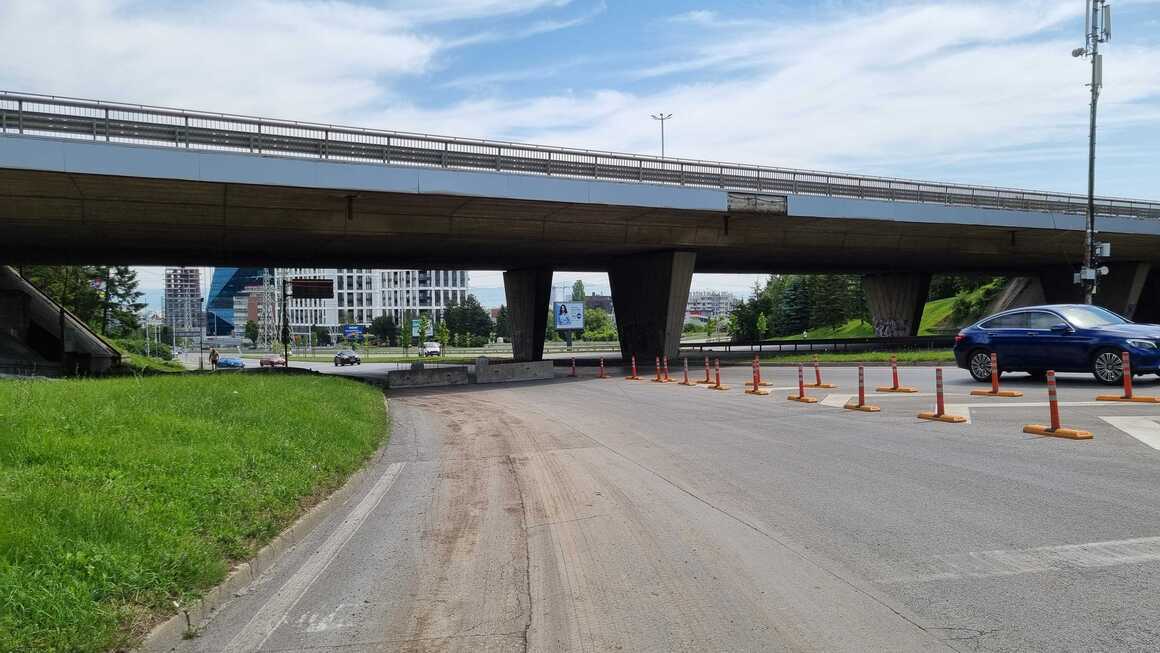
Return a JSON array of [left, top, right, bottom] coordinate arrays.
[[686, 290, 740, 319], [274, 268, 470, 336], [163, 267, 204, 337], [205, 267, 266, 335]]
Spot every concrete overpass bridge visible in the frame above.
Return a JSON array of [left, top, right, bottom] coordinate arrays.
[[2, 92, 1159, 360]]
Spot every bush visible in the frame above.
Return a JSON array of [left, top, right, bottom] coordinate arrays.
[[111, 338, 172, 361]]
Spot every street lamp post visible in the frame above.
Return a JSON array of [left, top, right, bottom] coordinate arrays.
[[1073, 0, 1112, 304], [650, 112, 672, 159]]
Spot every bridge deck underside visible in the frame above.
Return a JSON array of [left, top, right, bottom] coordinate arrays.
[[2, 169, 1157, 273]]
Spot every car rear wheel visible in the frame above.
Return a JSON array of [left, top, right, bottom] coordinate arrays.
[[967, 349, 993, 382], [1092, 349, 1124, 385]]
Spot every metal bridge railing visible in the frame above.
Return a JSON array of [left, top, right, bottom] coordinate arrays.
[[2, 91, 1158, 220]]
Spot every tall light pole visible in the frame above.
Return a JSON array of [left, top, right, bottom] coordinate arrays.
[[650, 112, 672, 158], [1072, 0, 1112, 304]]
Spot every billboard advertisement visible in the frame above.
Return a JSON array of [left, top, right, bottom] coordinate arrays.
[[553, 302, 584, 330], [342, 324, 365, 339]]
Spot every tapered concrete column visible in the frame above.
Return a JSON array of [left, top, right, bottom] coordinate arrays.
[[608, 251, 696, 361], [503, 267, 552, 362], [1097, 262, 1152, 320], [863, 272, 931, 337], [1040, 263, 1153, 319], [1135, 270, 1160, 324]]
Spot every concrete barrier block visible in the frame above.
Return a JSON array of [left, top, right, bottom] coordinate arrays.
[[475, 360, 555, 384], [387, 366, 469, 388]]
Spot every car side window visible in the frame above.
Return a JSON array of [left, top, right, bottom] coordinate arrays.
[[980, 313, 1026, 329], [1026, 311, 1065, 329]]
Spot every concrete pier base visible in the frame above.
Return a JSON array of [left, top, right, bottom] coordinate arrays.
[[503, 267, 552, 362], [863, 272, 931, 337], [609, 251, 696, 361]]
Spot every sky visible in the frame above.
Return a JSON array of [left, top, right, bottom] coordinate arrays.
[[3, 0, 1158, 308]]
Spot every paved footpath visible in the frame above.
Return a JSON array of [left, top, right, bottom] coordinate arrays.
[[172, 366, 1160, 652]]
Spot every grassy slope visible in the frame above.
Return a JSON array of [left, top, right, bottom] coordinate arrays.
[[778, 289, 981, 341], [0, 375, 387, 652], [759, 350, 955, 363]]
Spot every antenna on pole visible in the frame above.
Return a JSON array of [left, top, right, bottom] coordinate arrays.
[[1073, 0, 1111, 304], [650, 112, 673, 159]]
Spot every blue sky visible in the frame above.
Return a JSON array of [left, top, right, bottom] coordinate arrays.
[[2, 0, 1158, 305]]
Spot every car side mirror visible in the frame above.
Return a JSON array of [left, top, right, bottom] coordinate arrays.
[[1050, 323, 1072, 333]]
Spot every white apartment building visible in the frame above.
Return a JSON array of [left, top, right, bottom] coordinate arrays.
[[686, 290, 740, 319], [274, 268, 470, 334]]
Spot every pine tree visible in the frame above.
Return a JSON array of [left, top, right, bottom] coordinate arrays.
[[494, 305, 510, 339], [103, 266, 146, 336], [776, 276, 810, 335], [571, 280, 586, 301]]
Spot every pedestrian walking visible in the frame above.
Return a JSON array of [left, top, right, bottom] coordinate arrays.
[[208, 346, 219, 371]]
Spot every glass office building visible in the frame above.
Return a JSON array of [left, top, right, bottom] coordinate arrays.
[[205, 267, 266, 335]]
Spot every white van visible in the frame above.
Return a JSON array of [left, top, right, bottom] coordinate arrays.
[[422, 341, 442, 357]]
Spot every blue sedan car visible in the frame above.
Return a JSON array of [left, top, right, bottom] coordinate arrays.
[[215, 356, 246, 369], [954, 304, 1160, 385]]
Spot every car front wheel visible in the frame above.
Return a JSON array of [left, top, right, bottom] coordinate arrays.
[[967, 349, 993, 382], [1092, 349, 1124, 385]]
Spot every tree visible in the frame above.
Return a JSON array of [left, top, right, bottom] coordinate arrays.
[[244, 320, 259, 347], [579, 307, 616, 341], [571, 280, 586, 301], [435, 321, 450, 348], [705, 316, 717, 340], [755, 312, 768, 339], [809, 274, 851, 332], [775, 276, 810, 336], [418, 314, 431, 343], [312, 325, 332, 346], [370, 315, 399, 346], [494, 305, 510, 340], [101, 266, 146, 336], [20, 266, 105, 329]]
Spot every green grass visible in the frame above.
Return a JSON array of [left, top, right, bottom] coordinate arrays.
[[0, 374, 388, 652], [248, 353, 484, 365], [758, 349, 955, 364], [919, 296, 958, 334]]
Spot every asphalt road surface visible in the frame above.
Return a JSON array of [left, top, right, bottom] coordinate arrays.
[[172, 365, 1160, 652]]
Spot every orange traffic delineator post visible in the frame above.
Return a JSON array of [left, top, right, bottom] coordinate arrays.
[[877, 355, 918, 393], [569, 357, 577, 378], [662, 356, 675, 383], [752, 354, 773, 386], [844, 365, 881, 412], [918, 368, 967, 423], [598, 357, 609, 379], [1024, 370, 1093, 439], [746, 357, 771, 395], [708, 358, 730, 390], [679, 357, 696, 386], [696, 355, 714, 384], [804, 354, 837, 389], [971, 352, 1023, 397], [625, 354, 642, 380], [788, 364, 819, 403], [1097, 351, 1160, 403], [652, 355, 666, 383]]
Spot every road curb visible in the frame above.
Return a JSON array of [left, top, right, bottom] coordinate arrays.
[[139, 397, 391, 651]]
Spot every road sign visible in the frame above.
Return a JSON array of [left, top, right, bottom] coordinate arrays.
[[553, 302, 585, 330]]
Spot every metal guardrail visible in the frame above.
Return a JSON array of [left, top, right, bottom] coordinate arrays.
[[2, 91, 1158, 220], [684, 335, 956, 352]]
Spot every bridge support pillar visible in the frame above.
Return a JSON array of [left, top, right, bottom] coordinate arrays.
[[503, 267, 552, 362], [1040, 263, 1153, 320], [863, 272, 931, 337], [609, 251, 696, 361]]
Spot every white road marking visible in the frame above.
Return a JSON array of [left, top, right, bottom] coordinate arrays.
[[940, 401, 1155, 425], [819, 393, 936, 408], [890, 535, 1160, 583], [1101, 416, 1160, 450], [226, 462, 405, 652]]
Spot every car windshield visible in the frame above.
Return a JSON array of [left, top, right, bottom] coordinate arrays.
[[1055, 305, 1128, 328]]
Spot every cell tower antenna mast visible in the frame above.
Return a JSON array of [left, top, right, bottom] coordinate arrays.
[[1072, 0, 1112, 304]]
